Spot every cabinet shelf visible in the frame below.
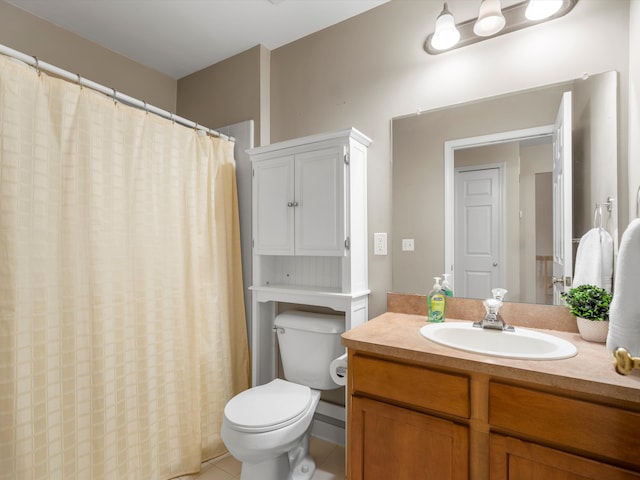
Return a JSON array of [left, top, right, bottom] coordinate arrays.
[[250, 284, 370, 305]]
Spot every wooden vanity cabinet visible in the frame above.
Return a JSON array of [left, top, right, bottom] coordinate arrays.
[[348, 353, 470, 480], [347, 352, 640, 480]]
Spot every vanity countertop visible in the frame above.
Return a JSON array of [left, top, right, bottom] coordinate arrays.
[[342, 311, 640, 405]]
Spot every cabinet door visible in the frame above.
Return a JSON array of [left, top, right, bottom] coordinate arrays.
[[253, 156, 295, 255], [490, 434, 640, 480], [350, 396, 469, 480], [295, 147, 345, 256]]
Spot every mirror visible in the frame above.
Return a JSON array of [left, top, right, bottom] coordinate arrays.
[[392, 71, 618, 304]]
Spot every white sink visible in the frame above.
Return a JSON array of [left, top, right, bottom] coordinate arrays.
[[419, 322, 577, 360]]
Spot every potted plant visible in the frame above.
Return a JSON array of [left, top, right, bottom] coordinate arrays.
[[560, 284, 613, 342]]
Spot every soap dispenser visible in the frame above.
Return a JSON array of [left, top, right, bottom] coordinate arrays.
[[441, 274, 453, 297], [427, 277, 446, 323]]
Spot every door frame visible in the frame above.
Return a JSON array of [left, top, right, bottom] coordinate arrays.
[[444, 125, 555, 293], [454, 162, 505, 298]]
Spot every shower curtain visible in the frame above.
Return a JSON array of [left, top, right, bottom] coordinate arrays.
[[0, 54, 249, 479]]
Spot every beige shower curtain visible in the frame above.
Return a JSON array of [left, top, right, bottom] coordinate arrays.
[[0, 54, 249, 479]]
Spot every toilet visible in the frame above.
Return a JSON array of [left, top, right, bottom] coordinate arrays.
[[221, 310, 345, 480]]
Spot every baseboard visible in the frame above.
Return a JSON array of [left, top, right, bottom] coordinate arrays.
[[311, 417, 345, 447]]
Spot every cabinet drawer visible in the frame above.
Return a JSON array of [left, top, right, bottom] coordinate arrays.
[[489, 382, 640, 469], [351, 354, 470, 418]]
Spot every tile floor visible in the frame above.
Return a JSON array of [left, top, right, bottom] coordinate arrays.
[[175, 437, 345, 480]]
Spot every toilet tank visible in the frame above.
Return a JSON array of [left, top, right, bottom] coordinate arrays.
[[274, 310, 345, 390]]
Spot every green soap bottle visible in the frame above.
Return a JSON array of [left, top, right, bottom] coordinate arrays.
[[427, 277, 446, 323]]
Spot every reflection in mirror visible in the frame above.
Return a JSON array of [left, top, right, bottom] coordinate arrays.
[[452, 136, 553, 304], [392, 71, 618, 305]]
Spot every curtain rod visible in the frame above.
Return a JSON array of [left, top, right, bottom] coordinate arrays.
[[0, 43, 234, 142]]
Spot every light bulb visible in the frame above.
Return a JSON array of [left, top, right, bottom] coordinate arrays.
[[525, 0, 563, 21], [473, 0, 506, 37], [430, 3, 460, 51]]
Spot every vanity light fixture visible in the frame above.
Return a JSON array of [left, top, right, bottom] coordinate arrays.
[[425, 0, 578, 55], [525, 0, 563, 20], [474, 0, 506, 37], [431, 3, 461, 51]]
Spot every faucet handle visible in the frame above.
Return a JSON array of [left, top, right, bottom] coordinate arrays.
[[491, 288, 508, 301], [483, 298, 503, 315]]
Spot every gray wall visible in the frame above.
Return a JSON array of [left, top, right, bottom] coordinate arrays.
[[269, 0, 631, 316]]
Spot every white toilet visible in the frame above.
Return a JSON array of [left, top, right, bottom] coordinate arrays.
[[221, 310, 345, 480]]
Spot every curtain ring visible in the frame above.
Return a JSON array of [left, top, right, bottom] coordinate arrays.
[[112, 88, 118, 105], [32, 56, 41, 76], [169, 112, 175, 124], [76, 73, 83, 89], [143, 101, 148, 114]]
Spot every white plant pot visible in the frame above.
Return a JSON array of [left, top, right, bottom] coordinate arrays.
[[576, 317, 609, 343]]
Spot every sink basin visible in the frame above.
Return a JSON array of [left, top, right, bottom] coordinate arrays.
[[419, 322, 577, 360]]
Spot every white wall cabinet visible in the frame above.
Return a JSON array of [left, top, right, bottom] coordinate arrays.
[[254, 146, 344, 256], [248, 129, 371, 413]]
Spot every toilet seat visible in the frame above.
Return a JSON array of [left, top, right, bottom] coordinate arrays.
[[224, 379, 312, 433]]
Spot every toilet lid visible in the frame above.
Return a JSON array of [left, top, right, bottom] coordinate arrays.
[[224, 379, 312, 433]]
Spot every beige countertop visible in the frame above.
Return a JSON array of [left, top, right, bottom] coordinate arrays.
[[342, 311, 640, 406]]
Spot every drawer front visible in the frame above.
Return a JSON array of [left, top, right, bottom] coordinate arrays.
[[351, 354, 470, 418], [489, 382, 640, 469]]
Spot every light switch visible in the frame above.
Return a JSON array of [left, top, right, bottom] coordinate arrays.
[[374, 233, 387, 255], [402, 238, 415, 251]]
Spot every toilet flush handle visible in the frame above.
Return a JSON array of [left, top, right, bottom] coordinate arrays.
[[272, 326, 285, 334]]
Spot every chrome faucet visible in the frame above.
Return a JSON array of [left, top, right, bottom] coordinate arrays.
[[473, 289, 514, 331]]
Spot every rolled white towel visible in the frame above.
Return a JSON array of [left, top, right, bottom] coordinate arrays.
[[573, 227, 614, 292], [606, 219, 640, 356]]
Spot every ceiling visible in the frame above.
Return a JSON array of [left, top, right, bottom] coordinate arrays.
[[6, 0, 389, 79]]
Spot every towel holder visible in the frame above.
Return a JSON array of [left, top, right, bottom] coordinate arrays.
[[613, 347, 640, 375], [593, 204, 603, 228], [603, 196, 615, 213], [593, 197, 615, 228], [593, 204, 602, 228]]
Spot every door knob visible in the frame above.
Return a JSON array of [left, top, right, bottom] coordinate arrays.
[[493, 262, 498, 267], [552, 276, 565, 285]]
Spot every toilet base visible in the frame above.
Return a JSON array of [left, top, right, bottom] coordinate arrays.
[[239, 452, 315, 480], [239, 428, 316, 480], [290, 454, 315, 480], [239, 453, 289, 480]]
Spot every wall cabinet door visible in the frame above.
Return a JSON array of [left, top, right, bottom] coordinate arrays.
[[295, 147, 344, 255], [253, 147, 345, 256], [253, 155, 295, 255], [490, 434, 640, 480], [350, 396, 469, 480]]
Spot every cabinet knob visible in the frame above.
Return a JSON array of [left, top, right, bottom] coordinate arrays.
[[287, 201, 299, 207]]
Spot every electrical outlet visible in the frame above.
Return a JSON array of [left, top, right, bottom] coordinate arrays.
[[374, 232, 387, 255], [402, 238, 415, 251]]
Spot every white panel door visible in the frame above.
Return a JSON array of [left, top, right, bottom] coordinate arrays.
[[552, 91, 573, 304], [295, 147, 345, 256], [253, 156, 295, 255], [454, 166, 503, 299]]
